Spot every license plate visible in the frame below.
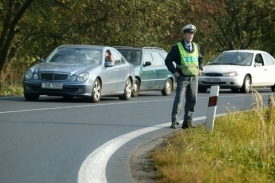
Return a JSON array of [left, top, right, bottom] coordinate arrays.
[[204, 78, 221, 83], [42, 83, 63, 89]]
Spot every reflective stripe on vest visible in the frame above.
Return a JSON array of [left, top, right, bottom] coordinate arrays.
[[176, 42, 199, 76]]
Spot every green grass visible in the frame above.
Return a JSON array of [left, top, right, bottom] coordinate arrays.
[[150, 91, 275, 183], [0, 85, 23, 96]]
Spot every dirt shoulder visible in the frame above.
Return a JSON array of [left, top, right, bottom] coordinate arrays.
[[129, 130, 181, 183], [129, 121, 205, 182]]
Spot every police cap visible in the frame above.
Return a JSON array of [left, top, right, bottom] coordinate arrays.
[[182, 24, 197, 34]]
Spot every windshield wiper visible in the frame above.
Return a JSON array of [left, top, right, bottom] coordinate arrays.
[[225, 63, 239, 65], [209, 63, 221, 65]]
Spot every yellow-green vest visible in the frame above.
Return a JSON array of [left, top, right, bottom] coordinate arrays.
[[176, 42, 199, 76]]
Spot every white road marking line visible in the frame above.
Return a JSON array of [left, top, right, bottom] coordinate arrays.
[[0, 94, 239, 114], [77, 116, 207, 183], [0, 99, 174, 114]]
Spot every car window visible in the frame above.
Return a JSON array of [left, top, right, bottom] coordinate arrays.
[[152, 52, 164, 66], [159, 50, 168, 59], [262, 52, 275, 66], [118, 50, 141, 65], [85, 50, 101, 64], [110, 49, 122, 65], [144, 53, 153, 65], [121, 56, 127, 64], [46, 48, 75, 63], [120, 51, 131, 62], [210, 52, 253, 66], [255, 54, 264, 66], [46, 48, 102, 65], [129, 51, 141, 65]]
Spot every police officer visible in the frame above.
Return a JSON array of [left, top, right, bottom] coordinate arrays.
[[165, 24, 204, 129]]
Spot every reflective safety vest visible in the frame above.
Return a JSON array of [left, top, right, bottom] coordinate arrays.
[[176, 42, 199, 76]]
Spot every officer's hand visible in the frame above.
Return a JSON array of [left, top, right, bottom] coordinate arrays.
[[174, 71, 180, 78], [198, 70, 202, 76]]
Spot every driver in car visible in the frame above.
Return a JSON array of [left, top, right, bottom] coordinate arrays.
[[105, 49, 115, 65]]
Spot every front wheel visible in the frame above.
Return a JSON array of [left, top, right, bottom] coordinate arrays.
[[240, 75, 251, 93], [132, 79, 139, 97], [161, 78, 172, 96], [119, 78, 132, 100], [90, 78, 101, 103], [271, 85, 275, 92]]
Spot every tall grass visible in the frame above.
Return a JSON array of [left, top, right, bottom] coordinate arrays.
[[0, 56, 34, 92], [150, 91, 275, 183]]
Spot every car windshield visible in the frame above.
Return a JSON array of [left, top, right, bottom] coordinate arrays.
[[209, 52, 253, 66], [118, 50, 142, 65], [159, 50, 168, 59], [45, 48, 102, 65]]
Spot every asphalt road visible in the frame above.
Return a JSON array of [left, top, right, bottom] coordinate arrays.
[[0, 88, 273, 183]]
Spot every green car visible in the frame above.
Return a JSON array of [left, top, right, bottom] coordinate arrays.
[[114, 46, 176, 97]]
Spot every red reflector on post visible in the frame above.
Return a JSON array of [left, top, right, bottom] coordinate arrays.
[[208, 96, 218, 107]]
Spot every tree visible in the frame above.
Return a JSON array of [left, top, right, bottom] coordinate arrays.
[[1, 0, 275, 88], [0, 0, 35, 73], [186, 0, 275, 54]]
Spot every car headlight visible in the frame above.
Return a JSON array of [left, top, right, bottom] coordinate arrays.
[[77, 72, 89, 81], [201, 72, 206, 76], [24, 70, 33, 79], [223, 72, 238, 77]]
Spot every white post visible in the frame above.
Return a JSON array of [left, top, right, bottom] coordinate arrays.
[[205, 85, 220, 131]]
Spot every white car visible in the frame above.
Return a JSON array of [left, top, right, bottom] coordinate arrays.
[[198, 50, 275, 93]]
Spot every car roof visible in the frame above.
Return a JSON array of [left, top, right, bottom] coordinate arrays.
[[113, 46, 165, 51], [223, 50, 267, 54], [57, 44, 114, 50]]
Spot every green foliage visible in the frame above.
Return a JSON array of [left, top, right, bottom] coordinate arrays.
[[0, 85, 23, 96], [188, 0, 275, 54], [150, 95, 275, 182], [0, 55, 35, 90], [1, 0, 275, 87]]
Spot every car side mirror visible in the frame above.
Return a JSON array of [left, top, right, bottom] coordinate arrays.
[[105, 61, 114, 67], [254, 63, 262, 67], [144, 61, 152, 67], [38, 58, 45, 63]]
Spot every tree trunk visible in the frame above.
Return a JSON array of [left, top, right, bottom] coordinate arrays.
[[0, 0, 35, 72]]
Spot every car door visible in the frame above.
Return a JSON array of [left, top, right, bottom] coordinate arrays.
[[139, 52, 156, 90], [262, 52, 275, 85], [151, 51, 168, 89], [252, 53, 270, 86], [100, 49, 118, 95], [251, 53, 265, 86], [112, 50, 130, 92]]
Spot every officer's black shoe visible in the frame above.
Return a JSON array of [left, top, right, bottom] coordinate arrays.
[[182, 124, 189, 129], [182, 121, 191, 129]]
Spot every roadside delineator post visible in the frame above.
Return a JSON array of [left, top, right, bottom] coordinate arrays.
[[206, 85, 220, 131]]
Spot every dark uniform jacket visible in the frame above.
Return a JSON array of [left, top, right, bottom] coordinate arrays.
[[165, 39, 204, 76]]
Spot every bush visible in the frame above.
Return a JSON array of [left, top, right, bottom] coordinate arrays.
[[0, 85, 23, 96]]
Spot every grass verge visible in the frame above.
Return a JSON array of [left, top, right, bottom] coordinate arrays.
[[149, 91, 275, 183]]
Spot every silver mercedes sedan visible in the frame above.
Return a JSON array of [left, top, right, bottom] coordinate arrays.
[[23, 45, 135, 102]]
